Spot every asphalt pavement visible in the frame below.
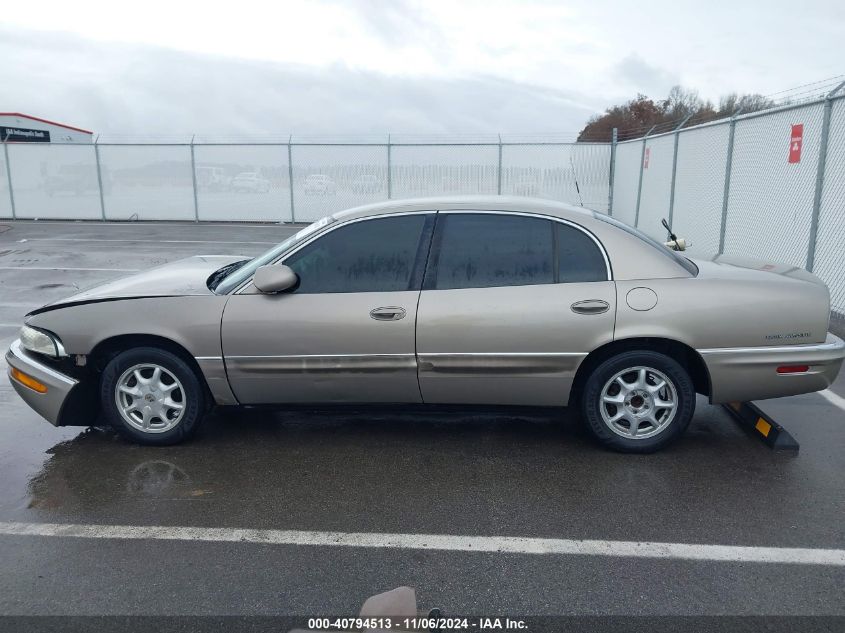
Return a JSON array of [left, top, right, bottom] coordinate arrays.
[[0, 220, 843, 620]]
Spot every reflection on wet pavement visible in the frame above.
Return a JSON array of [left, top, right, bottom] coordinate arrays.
[[3, 400, 840, 551]]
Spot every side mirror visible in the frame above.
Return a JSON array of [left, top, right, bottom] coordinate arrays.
[[253, 264, 298, 294]]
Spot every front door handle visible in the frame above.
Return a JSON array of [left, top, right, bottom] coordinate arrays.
[[571, 299, 610, 315], [369, 306, 406, 321]]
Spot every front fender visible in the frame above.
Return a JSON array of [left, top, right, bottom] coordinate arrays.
[[26, 295, 236, 406]]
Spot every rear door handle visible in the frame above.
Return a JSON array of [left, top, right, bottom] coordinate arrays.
[[369, 306, 406, 321], [571, 299, 610, 315]]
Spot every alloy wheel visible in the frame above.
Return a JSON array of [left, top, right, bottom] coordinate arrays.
[[115, 363, 186, 433], [599, 366, 678, 439]]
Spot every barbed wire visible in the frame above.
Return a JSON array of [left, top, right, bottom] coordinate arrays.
[[597, 73, 845, 142], [93, 132, 589, 145], [75, 75, 845, 146], [763, 74, 845, 98]]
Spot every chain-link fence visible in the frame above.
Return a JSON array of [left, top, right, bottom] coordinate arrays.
[[611, 90, 845, 326], [1, 94, 844, 321], [0, 137, 610, 225]]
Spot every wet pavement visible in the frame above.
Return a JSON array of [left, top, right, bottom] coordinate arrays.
[[0, 220, 844, 616]]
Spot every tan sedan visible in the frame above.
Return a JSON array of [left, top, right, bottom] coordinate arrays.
[[7, 196, 844, 452]]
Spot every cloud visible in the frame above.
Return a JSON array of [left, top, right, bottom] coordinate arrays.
[[613, 53, 680, 98], [343, 0, 444, 50], [0, 28, 601, 139]]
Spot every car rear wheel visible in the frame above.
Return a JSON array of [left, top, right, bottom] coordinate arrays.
[[581, 350, 695, 453], [100, 347, 206, 445]]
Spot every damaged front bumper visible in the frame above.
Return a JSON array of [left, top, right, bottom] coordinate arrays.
[[6, 339, 79, 426]]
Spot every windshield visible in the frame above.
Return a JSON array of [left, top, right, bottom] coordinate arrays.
[[212, 215, 335, 294], [592, 212, 699, 276]]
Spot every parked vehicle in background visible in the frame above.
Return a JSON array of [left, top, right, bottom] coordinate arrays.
[[304, 174, 337, 195], [441, 176, 469, 193], [513, 177, 541, 196], [231, 172, 270, 193], [196, 166, 231, 192], [351, 174, 381, 194], [7, 196, 843, 452], [44, 164, 110, 196]]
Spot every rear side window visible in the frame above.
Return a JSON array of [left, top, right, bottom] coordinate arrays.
[[427, 214, 554, 290], [284, 215, 428, 293], [556, 223, 607, 282]]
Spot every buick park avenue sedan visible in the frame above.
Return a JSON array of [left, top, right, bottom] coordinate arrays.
[[7, 197, 844, 452]]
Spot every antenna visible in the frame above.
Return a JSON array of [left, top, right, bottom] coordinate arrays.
[[569, 154, 584, 207]]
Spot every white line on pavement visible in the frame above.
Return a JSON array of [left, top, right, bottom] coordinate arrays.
[[0, 335, 15, 367], [1, 521, 844, 566], [818, 388, 845, 411], [0, 266, 138, 272], [18, 238, 276, 245]]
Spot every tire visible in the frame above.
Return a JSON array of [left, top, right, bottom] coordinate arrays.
[[100, 347, 206, 445], [581, 350, 695, 453]]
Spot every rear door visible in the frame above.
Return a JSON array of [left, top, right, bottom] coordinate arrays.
[[222, 213, 434, 404], [416, 211, 616, 406]]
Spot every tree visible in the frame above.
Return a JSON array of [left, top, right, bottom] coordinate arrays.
[[577, 94, 666, 142], [717, 93, 775, 116], [663, 86, 710, 120], [577, 86, 776, 142]]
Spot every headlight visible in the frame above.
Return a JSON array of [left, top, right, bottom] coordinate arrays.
[[19, 325, 66, 358]]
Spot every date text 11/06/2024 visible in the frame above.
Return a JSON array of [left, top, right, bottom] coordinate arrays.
[[306, 616, 528, 630]]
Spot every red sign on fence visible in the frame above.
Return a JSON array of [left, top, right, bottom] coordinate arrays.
[[643, 147, 650, 169], [789, 124, 803, 163]]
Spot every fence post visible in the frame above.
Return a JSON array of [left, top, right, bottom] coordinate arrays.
[[189, 136, 199, 223], [668, 114, 693, 228], [806, 81, 845, 272], [718, 110, 741, 255], [497, 134, 503, 195], [608, 127, 617, 216], [634, 125, 656, 227], [94, 135, 106, 221], [287, 135, 295, 222], [2, 138, 16, 219], [387, 134, 392, 200]]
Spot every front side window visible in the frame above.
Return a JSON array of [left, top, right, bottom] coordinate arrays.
[[213, 215, 335, 294], [427, 214, 554, 290], [284, 215, 428, 293]]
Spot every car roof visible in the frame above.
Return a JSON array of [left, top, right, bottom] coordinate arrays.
[[333, 195, 596, 223]]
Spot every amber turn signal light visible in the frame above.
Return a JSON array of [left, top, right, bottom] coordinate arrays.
[[10, 367, 48, 393]]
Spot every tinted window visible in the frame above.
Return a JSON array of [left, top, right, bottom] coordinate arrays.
[[285, 215, 427, 293], [214, 215, 335, 294], [556, 223, 608, 282], [429, 214, 553, 290]]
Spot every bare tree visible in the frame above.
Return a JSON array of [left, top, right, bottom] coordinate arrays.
[[718, 93, 776, 115], [578, 87, 777, 142]]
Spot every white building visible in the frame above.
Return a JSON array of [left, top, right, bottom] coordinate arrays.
[[0, 113, 93, 144]]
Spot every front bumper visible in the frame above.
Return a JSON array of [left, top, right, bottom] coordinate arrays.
[[6, 339, 78, 426], [700, 333, 845, 403]]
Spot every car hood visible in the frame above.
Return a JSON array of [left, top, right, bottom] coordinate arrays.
[[30, 255, 248, 313]]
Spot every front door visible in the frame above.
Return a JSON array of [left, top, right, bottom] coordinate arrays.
[[222, 213, 433, 404], [416, 212, 616, 406]]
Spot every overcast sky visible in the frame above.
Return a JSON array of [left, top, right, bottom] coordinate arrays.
[[2, 0, 843, 138]]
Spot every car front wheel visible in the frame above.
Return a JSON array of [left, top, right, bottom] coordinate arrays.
[[581, 350, 695, 453], [100, 347, 206, 445]]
